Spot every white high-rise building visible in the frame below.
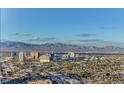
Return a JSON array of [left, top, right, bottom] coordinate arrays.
[[19, 52, 24, 62]]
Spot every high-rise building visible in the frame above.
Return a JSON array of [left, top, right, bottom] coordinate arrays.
[[19, 52, 24, 62], [30, 52, 39, 60], [11, 52, 18, 59], [24, 52, 30, 59]]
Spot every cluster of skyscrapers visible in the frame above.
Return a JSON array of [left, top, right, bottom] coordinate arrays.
[[0, 51, 84, 63]]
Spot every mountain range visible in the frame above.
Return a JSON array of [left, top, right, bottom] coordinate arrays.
[[0, 41, 124, 53]]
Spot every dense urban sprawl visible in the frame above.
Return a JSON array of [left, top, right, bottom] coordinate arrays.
[[0, 51, 124, 84]]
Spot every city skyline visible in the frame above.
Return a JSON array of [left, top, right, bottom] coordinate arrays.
[[1, 8, 124, 47], [1, 8, 124, 85]]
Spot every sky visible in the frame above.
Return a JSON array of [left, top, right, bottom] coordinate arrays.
[[1, 8, 124, 47]]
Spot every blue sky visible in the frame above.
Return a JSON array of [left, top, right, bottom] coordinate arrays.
[[1, 8, 124, 47]]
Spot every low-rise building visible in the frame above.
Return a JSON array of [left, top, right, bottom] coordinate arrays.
[[28, 80, 52, 84], [62, 54, 69, 60], [4, 57, 13, 61], [3, 52, 11, 57], [68, 52, 75, 58], [65, 79, 80, 84], [39, 54, 50, 63]]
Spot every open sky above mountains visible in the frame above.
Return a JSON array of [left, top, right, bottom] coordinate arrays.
[[1, 8, 124, 47]]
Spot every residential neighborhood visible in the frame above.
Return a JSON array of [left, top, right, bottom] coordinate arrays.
[[0, 51, 124, 84]]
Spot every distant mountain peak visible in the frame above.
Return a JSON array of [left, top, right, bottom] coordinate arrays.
[[0, 41, 124, 53]]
